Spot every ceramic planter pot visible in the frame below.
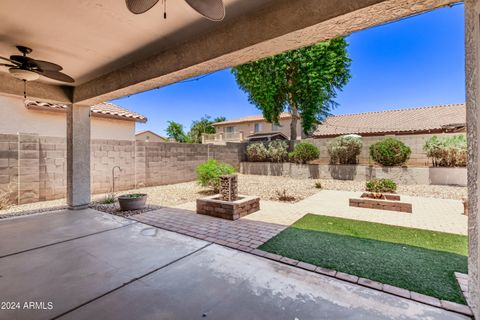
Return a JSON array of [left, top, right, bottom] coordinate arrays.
[[118, 194, 147, 211]]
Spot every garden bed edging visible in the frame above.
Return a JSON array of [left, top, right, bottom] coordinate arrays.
[[239, 162, 466, 186]]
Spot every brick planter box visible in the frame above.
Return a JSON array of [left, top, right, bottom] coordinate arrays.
[[197, 195, 260, 220], [349, 193, 412, 213]]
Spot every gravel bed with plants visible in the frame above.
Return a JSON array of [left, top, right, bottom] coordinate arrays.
[[0, 174, 467, 218]]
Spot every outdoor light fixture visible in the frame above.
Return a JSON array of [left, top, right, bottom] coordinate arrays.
[[8, 67, 40, 81]]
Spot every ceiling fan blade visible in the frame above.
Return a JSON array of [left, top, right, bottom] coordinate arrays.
[[125, 0, 159, 14], [185, 0, 225, 21], [36, 70, 74, 83], [31, 59, 63, 71], [10, 55, 36, 65], [0, 56, 20, 65], [0, 63, 16, 68]]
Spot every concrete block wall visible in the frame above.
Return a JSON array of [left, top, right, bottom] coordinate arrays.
[[91, 139, 136, 194], [39, 136, 66, 201], [306, 132, 466, 166], [0, 133, 243, 205], [0, 134, 19, 204]]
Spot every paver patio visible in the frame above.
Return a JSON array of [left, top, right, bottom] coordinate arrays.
[[0, 209, 469, 320], [173, 190, 467, 235]]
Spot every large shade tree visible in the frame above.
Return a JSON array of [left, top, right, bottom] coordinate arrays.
[[231, 37, 351, 140]]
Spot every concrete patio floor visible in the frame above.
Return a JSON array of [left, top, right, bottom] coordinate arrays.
[[0, 209, 469, 320]]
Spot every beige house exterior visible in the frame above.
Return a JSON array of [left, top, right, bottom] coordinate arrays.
[[136, 130, 167, 142], [0, 95, 146, 140], [205, 112, 302, 144]]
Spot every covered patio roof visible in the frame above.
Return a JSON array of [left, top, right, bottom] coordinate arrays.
[[1, 0, 479, 318], [0, 0, 455, 104]]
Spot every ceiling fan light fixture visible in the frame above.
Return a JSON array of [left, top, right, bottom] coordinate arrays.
[[9, 68, 40, 81]]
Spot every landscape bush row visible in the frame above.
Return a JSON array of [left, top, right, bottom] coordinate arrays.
[[244, 134, 467, 167], [246, 141, 319, 164]]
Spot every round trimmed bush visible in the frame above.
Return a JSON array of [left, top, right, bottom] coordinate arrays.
[[365, 178, 397, 193], [196, 159, 236, 192], [267, 141, 289, 163], [289, 143, 320, 164], [327, 134, 363, 164], [246, 143, 268, 162], [369, 138, 411, 166]]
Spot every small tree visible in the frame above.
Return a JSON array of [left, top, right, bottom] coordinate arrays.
[[188, 115, 226, 144], [166, 121, 187, 143], [423, 135, 467, 167], [246, 143, 269, 162], [232, 38, 351, 140], [328, 134, 363, 164], [196, 159, 236, 192], [369, 138, 411, 166], [289, 143, 320, 164]]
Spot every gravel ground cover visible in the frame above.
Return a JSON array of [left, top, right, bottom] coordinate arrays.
[[0, 174, 467, 218]]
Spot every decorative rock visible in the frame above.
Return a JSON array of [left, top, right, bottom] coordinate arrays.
[[219, 174, 238, 201]]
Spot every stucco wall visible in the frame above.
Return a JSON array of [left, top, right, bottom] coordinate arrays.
[[215, 118, 303, 140], [0, 95, 135, 140], [306, 132, 466, 166]]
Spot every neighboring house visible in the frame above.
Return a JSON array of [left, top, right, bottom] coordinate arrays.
[[310, 103, 466, 165], [136, 130, 167, 142], [0, 95, 146, 140], [204, 112, 302, 144]]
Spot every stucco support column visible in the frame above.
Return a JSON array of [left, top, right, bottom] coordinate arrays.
[[66, 104, 91, 209], [466, 0, 480, 317]]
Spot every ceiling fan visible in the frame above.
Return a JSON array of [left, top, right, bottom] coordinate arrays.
[[0, 46, 74, 83], [125, 0, 225, 21]]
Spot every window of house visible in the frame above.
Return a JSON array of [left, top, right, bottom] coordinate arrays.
[[254, 123, 262, 133], [224, 126, 235, 133], [272, 123, 282, 131]]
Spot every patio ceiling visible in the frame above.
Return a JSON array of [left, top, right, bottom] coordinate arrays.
[[0, 0, 455, 105]]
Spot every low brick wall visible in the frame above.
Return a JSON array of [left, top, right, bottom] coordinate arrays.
[[240, 162, 467, 186], [0, 133, 242, 205]]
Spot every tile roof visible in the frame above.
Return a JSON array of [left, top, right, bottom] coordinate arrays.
[[213, 112, 292, 126], [25, 100, 147, 123], [312, 104, 465, 137]]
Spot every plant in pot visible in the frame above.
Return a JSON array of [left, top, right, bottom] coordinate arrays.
[[118, 193, 147, 211]]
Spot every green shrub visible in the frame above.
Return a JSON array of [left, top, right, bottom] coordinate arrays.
[[196, 159, 236, 192], [267, 141, 289, 162], [369, 138, 411, 166], [246, 143, 269, 162], [289, 143, 320, 164], [327, 134, 363, 164], [314, 181, 322, 189], [423, 135, 467, 167], [365, 178, 397, 193]]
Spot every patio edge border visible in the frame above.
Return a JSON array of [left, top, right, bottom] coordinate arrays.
[[250, 249, 473, 317]]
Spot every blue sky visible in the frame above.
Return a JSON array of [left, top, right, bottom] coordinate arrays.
[[112, 3, 465, 135]]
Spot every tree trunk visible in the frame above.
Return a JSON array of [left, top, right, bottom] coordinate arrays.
[[289, 101, 298, 141], [286, 70, 298, 141]]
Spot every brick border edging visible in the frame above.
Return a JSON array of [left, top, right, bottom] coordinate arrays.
[[249, 249, 473, 317]]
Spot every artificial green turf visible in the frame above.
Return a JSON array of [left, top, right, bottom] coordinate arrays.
[[259, 214, 468, 304]]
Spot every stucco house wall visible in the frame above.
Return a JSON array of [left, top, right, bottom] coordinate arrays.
[[214, 117, 302, 140], [135, 130, 167, 142], [0, 95, 135, 140]]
